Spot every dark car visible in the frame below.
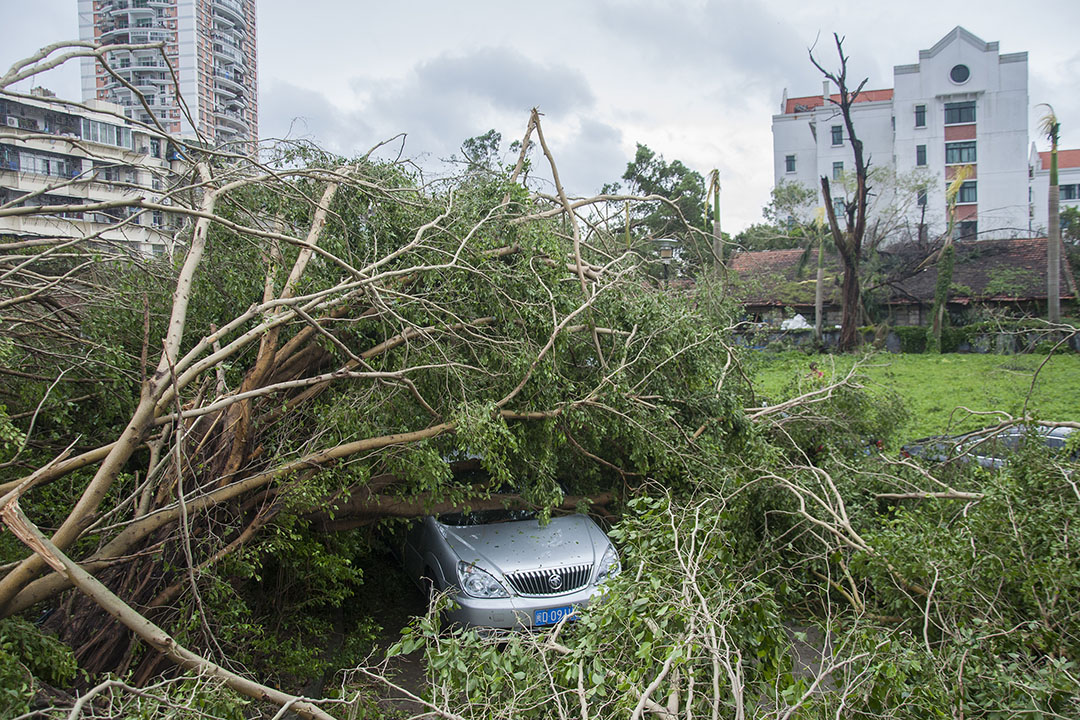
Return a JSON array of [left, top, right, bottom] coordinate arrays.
[[901, 424, 1076, 469]]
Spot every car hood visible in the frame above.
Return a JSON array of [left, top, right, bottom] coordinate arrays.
[[438, 515, 607, 576]]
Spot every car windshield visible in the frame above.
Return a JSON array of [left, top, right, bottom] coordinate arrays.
[[437, 508, 537, 526]]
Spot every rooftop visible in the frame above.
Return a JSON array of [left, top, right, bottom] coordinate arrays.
[[1036, 149, 1080, 171], [730, 237, 1074, 308], [783, 89, 894, 115]]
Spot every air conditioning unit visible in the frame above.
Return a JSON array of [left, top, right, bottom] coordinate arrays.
[[4, 117, 17, 127]]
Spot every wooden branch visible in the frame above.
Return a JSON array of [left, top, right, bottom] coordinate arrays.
[[875, 491, 984, 501], [0, 498, 335, 720], [307, 491, 614, 531]]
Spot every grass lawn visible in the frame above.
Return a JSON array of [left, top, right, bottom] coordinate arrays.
[[749, 351, 1080, 441]]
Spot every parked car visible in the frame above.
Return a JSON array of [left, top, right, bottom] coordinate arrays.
[[901, 424, 1076, 469], [401, 508, 620, 629]]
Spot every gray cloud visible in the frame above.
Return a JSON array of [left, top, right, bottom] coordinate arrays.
[[535, 117, 627, 196], [260, 81, 371, 154], [411, 48, 595, 115]]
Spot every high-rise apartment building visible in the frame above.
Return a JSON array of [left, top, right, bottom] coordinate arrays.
[[0, 88, 180, 254], [77, 0, 258, 148], [772, 27, 1030, 241]]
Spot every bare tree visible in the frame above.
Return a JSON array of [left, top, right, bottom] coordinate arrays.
[[811, 34, 872, 352]]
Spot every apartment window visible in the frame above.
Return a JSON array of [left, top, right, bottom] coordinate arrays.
[[917, 189, 927, 207], [831, 125, 843, 146], [785, 154, 796, 173], [1061, 184, 1079, 201], [81, 119, 133, 149], [916, 144, 927, 167], [832, 161, 844, 181], [944, 101, 976, 125], [957, 180, 977, 204], [956, 220, 977, 240], [914, 104, 926, 128], [945, 141, 977, 164]]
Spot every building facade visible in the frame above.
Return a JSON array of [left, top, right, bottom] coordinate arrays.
[[78, 0, 257, 148], [773, 27, 1030, 241], [1030, 147, 1080, 233], [0, 89, 181, 254]]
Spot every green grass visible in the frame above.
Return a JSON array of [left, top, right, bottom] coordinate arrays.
[[749, 351, 1080, 441]]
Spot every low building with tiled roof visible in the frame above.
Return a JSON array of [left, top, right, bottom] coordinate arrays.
[[729, 237, 1074, 327]]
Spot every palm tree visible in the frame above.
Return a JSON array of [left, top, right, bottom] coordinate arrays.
[[1039, 104, 1061, 324]]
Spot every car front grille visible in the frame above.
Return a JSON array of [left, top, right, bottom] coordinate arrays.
[[506, 563, 592, 597]]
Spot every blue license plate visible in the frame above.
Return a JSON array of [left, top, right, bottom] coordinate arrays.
[[534, 605, 574, 626]]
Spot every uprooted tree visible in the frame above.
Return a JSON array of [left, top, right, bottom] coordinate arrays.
[[0, 43, 754, 713]]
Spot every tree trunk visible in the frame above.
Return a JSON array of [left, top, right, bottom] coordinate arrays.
[[838, 255, 860, 351], [1049, 184, 1061, 324], [814, 238, 824, 344]]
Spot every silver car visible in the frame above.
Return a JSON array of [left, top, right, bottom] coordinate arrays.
[[402, 509, 620, 628], [902, 424, 1076, 468]]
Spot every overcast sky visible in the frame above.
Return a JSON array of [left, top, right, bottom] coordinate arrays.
[[3, 0, 1078, 232]]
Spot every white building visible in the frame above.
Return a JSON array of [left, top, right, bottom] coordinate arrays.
[[773, 27, 1030, 241], [1030, 147, 1080, 233], [78, 0, 257, 148], [0, 89, 182, 254]]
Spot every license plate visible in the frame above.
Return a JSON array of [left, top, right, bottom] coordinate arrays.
[[534, 605, 574, 626]]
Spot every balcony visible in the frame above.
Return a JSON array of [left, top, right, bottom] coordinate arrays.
[[213, 70, 245, 93], [211, 0, 246, 24], [212, 43, 244, 65], [214, 109, 249, 133]]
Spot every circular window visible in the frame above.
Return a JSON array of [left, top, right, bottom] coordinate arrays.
[[950, 64, 970, 83]]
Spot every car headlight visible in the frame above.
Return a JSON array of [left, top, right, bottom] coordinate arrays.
[[596, 544, 620, 584], [457, 561, 509, 598]]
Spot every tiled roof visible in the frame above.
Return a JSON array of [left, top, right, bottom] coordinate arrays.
[[729, 248, 844, 307], [784, 89, 894, 114], [890, 237, 1073, 302], [730, 237, 1074, 307], [1037, 149, 1080, 170]]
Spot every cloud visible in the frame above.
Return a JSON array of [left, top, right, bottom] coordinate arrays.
[[593, 0, 812, 91], [534, 117, 627, 196], [339, 47, 597, 164], [259, 81, 372, 154]]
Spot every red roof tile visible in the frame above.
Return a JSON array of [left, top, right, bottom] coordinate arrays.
[[784, 89, 894, 114], [1037, 149, 1080, 170], [731, 238, 1074, 308]]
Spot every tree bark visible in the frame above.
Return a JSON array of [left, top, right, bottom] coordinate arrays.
[[1049, 184, 1061, 324]]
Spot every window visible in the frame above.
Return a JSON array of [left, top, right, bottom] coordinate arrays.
[[917, 189, 927, 207], [832, 197, 846, 219], [957, 180, 977, 204], [832, 161, 844, 181], [831, 125, 843, 146], [949, 64, 970, 83], [916, 144, 927, 166], [945, 141, 977, 164], [914, 104, 926, 128], [944, 101, 976, 125], [81, 119, 133, 149], [1061, 184, 1079, 201], [785, 154, 796, 173], [956, 220, 977, 240]]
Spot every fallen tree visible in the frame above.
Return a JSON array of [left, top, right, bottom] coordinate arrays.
[[0, 42, 750, 710]]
